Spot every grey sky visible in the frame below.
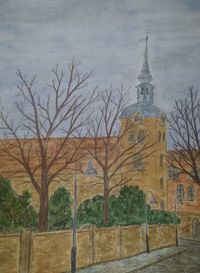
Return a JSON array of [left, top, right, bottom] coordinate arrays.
[[0, 0, 200, 113]]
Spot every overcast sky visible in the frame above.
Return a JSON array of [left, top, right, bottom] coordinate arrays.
[[0, 0, 200, 113]]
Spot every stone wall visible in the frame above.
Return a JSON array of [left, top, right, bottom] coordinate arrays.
[[0, 224, 177, 273]]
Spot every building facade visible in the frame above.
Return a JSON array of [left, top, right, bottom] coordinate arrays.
[[168, 164, 200, 237]]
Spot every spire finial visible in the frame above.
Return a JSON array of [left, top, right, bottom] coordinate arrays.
[[146, 29, 148, 42], [138, 33, 152, 83]]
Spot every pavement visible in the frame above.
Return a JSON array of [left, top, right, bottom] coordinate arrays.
[[76, 245, 187, 273], [134, 239, 200, 273]]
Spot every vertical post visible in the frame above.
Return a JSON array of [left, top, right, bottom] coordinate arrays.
[[145, 198, 150, 253], [89, 225, 95, 265], [119, 226, 123, 258], [175, 202, 178, 246], [19, 229, 32, 273], [71, 168, 78, 273]]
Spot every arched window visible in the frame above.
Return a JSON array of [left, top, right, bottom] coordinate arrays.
[[177, 184, 184, 203], [160, 154, 164, 166], [133, 154, 144, 171], [128, 131, 135, 144], [168, 166, 180, 180], [188, 185, 195, 201], [85, 160, 98, 176], [138, 130, 145, 143], [158, 131, 161, 142], [163, 132, 166, 142], [160, 200, 165, 210], [160, 178, 164, 189]]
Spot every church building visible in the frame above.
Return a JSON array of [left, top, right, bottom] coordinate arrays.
[[120, 36, 168, 210]]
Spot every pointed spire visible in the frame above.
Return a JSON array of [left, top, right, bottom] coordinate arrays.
[[138, 35, 152, 83]]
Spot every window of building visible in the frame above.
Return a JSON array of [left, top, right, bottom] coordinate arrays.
[[177, 184, 184, 203], [168, 166, 180, 180], [160, 177, 164, 189], [84, 160, 98, 176], [160, 154, 164, 166], [163, 132, 166, 142], [133, 154, 144, 171], [188, 185, 195, 201], [158, 131, 161, 142], [160, 113, 167, 125], [190, 168, 200, 180], [138, 130, 145, 143], [160, 200, 165, 210], [128, 131, 135, 144]]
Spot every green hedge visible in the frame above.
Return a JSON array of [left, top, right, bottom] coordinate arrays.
[[77, 185, 180, 227], [0, 176, 37, 232]]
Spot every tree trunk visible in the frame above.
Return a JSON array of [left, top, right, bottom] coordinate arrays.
[[38, 189, 49, 232], [103, 187, 109, 225]]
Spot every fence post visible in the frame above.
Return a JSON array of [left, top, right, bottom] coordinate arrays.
[[89, 225, 95, 265], [141, 224, 146, 252], [19, 229, 32, 273], [119, 226, 123, 258], [159, 225, 161, 248]]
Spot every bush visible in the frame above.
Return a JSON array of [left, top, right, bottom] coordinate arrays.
[[0, 176, 37, 232], [48, 187, 72, 230], [110, 185, 146, 225], [148, 209, 180, 225], [77, 195, 104, 227], [77, 186, 147, 227], [77, 185, 181, 227]]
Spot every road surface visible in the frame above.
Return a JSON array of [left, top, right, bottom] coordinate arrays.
[[134, 239, 200, 273]]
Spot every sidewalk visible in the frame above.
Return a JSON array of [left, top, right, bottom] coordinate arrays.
[[76, 246, 187, 273], [182, 236, 200, 242]]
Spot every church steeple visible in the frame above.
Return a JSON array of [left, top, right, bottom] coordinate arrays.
[[138, 35, 152, 83], [136, 35, 154, 104]]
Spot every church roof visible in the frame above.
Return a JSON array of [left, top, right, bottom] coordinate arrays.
[[138, 36, 152, 83], [121, 101, 162, 118], [121, 35, 165, 119]]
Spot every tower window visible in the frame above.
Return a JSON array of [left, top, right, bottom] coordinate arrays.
[[138, 130, 145, 143], [163, 132, 166, 142], [188, 185, 195, 201], [128, 132, 135, 144], [160, 178, 164, 189], [158, 131, 161, 142], [160, 154, 164, 166], [133, 154, 144, 171], [177, 184, 184, 203]]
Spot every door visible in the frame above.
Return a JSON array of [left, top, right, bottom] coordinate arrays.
[[192, 218, 199, 237]]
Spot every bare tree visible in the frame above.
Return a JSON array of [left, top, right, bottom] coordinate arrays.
[[0, 61, 96, 232], [86, 86, 155, 225], [169, 87, 200, 186]]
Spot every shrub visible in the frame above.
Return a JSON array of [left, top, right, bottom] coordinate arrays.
[[0, 176, 37, 232], [48, 187, 72, 230], [77, 195, 104, 227], [148, 209, 180, 225], [77, 185, 181, 227]]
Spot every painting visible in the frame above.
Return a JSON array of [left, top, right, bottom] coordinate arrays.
[[0, 1, 200, 273]]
